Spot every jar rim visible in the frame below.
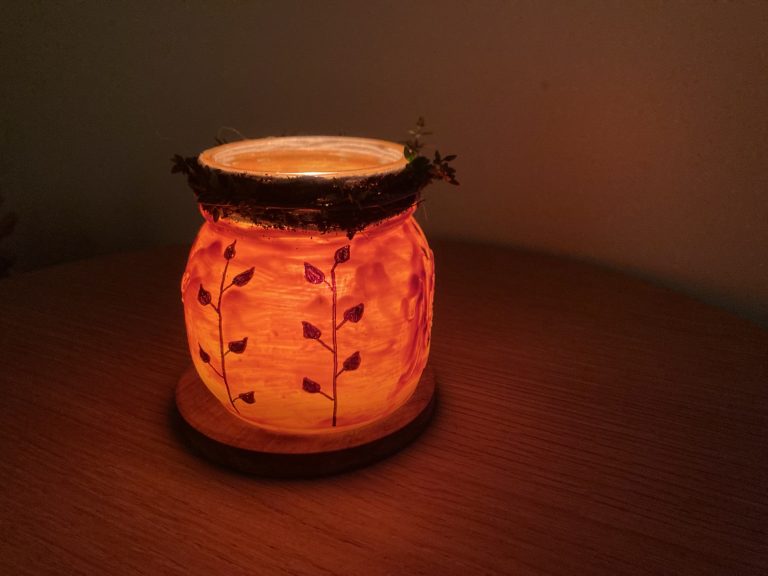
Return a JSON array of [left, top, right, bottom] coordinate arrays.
[[174, 135, 438, 237], [198, 136, 408, 180]]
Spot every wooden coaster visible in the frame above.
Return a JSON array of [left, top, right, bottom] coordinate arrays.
[[175, 365, 436, 477]]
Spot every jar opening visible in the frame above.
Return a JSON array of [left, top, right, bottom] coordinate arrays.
[[199, 136, 407, 179], [177, 135, 436, 237]]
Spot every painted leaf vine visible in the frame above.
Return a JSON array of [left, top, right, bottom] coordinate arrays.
[[301, 244, 364, 426], [197, 240, 255, 413]]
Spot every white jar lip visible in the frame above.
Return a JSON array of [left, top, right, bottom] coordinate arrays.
[[198, 136, 408, 179]]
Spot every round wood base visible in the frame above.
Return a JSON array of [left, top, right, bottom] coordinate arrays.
[[175, 365, 436, 477]]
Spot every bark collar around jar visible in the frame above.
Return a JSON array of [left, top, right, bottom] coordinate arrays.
[[171, 135, 458, 239]]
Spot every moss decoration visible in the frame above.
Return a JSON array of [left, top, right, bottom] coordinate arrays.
[[172, 119, 458, 239]]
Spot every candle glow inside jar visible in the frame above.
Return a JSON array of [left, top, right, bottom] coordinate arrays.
[[180, 136, 435, 434]]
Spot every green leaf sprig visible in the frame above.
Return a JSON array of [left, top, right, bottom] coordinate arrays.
[[404, 117, 459, 186]]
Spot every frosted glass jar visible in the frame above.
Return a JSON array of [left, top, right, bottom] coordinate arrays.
[[180, 137, 435, 433]]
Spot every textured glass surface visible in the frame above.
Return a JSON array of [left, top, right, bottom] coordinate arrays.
[[181, 209, 434, 433]]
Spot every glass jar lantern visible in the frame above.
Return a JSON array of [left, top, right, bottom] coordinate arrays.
[[174, 136, 441, 475]]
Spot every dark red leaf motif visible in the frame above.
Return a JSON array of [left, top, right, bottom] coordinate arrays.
[[224, 241, 236, 260], [302, 321, 321, 339], [343, 303, 364, 323], [197, 284, 212, 306], [343, 351, 361, 371], [238, 391, 255, 404], [228, 337, 248, 354], [304, 263, 325, 284], [334, 245, 350, 264], [232, 267, 255, 287], [198, 345, 211, 364], [302, 377, 321, 393]]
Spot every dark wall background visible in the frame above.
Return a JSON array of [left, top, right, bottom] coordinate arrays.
[[2, 1, 767, 325]]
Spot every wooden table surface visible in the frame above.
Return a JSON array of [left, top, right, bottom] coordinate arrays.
[[0, 241, 765, 575]]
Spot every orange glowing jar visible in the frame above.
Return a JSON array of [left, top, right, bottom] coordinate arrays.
[[177, 136, 438, 437]]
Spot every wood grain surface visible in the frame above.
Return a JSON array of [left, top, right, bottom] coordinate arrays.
[[0, 241, 765, 575]]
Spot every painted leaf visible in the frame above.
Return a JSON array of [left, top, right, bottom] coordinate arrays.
[[198, 345, 211, 364], [228, 337, 248, 354], [343, 303, 364, 323], [302, 377, 322, 393], [304, 262, 325, 284], [197, 284, 212, 306], [232, 267, 255, 287], [238, 391, 255, 404], [302, 321, 321, 339], [224, 241, 236, 260], [343, 351, 361, 371], [334, 245, 350, 264]]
